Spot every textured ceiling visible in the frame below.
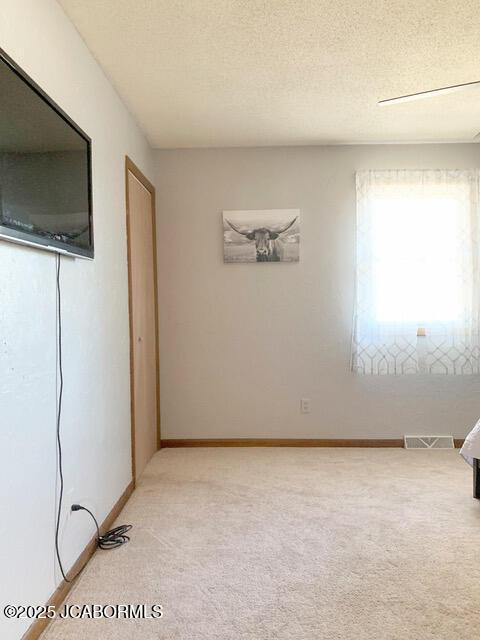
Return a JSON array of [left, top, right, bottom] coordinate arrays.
[[58, 0, 480, 148]]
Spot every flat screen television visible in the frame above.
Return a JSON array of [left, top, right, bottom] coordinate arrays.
[[0, 48, 93, 258]]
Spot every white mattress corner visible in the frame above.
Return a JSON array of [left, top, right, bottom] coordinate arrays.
[[460, 418, 480, 466]]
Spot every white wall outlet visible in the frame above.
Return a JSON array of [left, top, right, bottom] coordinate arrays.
[[301, 398, 310, 414]]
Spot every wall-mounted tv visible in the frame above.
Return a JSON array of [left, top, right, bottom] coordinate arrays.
[[0, 48, 93, 258]]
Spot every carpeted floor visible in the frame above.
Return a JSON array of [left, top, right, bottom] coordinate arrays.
[[43, 448, 480, 639]]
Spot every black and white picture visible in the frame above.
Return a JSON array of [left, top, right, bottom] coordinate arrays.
[[223, 209, 300, 263]]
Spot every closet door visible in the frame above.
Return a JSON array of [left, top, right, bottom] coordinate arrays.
[[126, 157, 160, 481]]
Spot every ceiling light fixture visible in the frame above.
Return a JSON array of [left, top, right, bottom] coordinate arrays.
[[378, 80, 480, 106]]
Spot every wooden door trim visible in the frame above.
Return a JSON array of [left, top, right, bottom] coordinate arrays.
[[125, 156, 161, 483]]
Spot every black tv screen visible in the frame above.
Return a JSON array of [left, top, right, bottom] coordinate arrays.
[[0, 49, 93, 258]]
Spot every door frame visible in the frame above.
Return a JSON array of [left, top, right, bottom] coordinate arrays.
[[125, 156, 161, 483]]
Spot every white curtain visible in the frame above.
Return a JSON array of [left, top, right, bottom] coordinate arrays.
[[352, 169, 480, 375]]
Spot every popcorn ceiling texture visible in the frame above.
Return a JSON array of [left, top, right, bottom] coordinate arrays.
[[43, 448, 480, 639], [58, 0, 480, 147]]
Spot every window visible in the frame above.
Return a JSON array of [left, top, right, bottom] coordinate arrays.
[[352, 170, 480, 375]]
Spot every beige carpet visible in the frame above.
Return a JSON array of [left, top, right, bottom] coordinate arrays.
[[43, 448, 480, 639]]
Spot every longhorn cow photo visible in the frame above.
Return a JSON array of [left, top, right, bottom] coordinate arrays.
[[223, 209, 300, 263]]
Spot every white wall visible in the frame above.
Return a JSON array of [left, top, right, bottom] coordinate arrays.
[[154, 144, 480, 440], [0, 2, 153, 638]]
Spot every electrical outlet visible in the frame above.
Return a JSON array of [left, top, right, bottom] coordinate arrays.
[[301, 398, 310, 414]]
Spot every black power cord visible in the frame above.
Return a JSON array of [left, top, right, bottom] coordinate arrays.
[[54, 253, 69, 582], [71, 505, 132, 549], [54, 253, 132, 584]]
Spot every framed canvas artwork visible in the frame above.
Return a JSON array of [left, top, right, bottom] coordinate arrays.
[[223, 209, 300, 263]]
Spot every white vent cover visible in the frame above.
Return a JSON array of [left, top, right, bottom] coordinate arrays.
[[404, 435, 454, 450]]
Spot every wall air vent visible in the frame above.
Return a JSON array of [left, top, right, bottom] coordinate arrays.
[[404, 435, 454, 450]]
